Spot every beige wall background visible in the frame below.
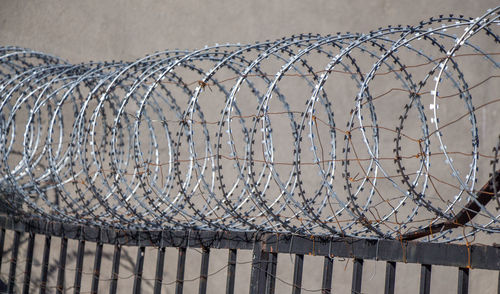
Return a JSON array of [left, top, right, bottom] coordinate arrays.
[[0, 0, 497, 62], [1, 0, 499, 293]]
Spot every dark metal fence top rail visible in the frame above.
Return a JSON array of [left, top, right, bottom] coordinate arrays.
[[1, 215, 498, 270]]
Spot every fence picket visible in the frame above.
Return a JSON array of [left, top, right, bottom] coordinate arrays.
[[199, 247, 210, 294], [175, 247, 187, 294], [133, 246, 145, 294], [22, 232, 35, 294], [0, 229, 5, 272], [292, 254, 304, 294], [249, 241, 263, 294], [352, 258, 363, 294], [40, 235, 51, 294], [497, 271, 500, 294], [56, 237, 68, 294], [384, 261, 396, 294], [91, 242, 103, 294], [321, 256, 333, 294], [265, 252, 278, 294], [457, 267, 469, 294], [419, 264, 432, 294], [154, 247, 166, 294], [73, 240, 85, 294], [226, 249, 237, 294], [109, 244, 121, 294], [7, 231, 20, 293]]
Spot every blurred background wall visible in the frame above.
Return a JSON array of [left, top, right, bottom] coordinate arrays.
[[0, 0, 497, 62]]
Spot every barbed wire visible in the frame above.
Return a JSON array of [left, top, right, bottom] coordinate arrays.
[[0, 8, 499, 242]]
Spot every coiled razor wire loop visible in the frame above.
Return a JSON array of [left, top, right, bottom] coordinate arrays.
[[0, 8, 499, 242]]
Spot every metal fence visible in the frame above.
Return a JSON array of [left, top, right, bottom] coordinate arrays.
[[0, 215, 498, 294]]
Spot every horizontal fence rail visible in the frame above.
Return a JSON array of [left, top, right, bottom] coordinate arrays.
[[0, 215, 498, 270]]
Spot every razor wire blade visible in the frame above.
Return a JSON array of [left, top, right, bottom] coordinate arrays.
[[0, 8, 499, 242]]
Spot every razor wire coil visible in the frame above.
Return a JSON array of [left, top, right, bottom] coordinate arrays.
[[0, 8, 499, 242]]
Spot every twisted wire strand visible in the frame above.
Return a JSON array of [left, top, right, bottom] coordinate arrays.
[[0, 8, 499, 242]]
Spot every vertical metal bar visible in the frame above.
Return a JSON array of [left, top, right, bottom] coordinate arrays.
[[73, 240, 85, 294], [199, 247, 210, 294], [419, 264, 432, 294], [90, 242, 103, 294], [22, 232, 35, 294], [226, 249, 237, 294], [249, 242, 260, 294], [249, 241, 265, 294], [457, 267, 469, 294], [258, 251, 269, 294], [321, 256, 333, 294], [351, 258, 363, 294], [153, 247, 166, 294], [292, 254, 304, 294], [109, 244, 121, 294], [0, 230, 4, 294], [40, 235, 51, 294], [56, 237, 68, 294], [133, 246, 145, 294], [498, 271, 500, 294], [384, 261, 396, 294], [175, 247, 187, 294], [497, 271, 500, 294], [7, 230, 21, 293], [0, 228, 5, 272], [265, 252, 278, 294]]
